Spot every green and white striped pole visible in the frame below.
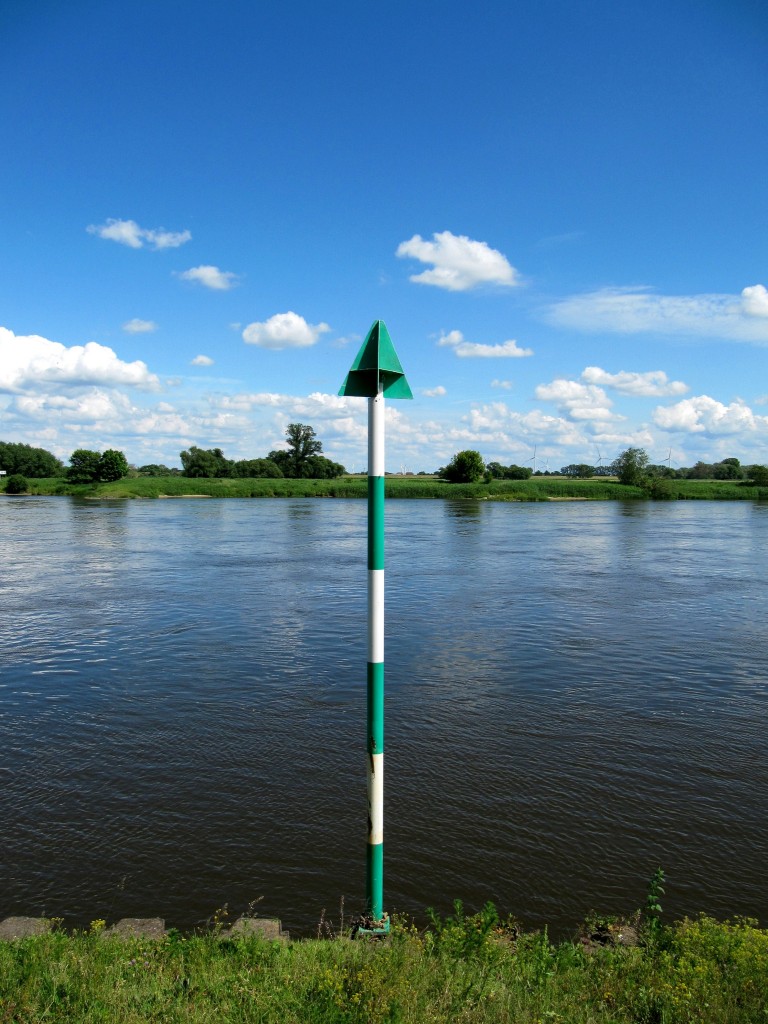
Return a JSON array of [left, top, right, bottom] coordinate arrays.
[[339, 320, 412, 933], [367, 387, 385, 921]]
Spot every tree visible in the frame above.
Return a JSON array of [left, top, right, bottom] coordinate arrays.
[[98, 449, 129, 482], [304, 455, 345, 479], [504, 464, 532, 480], [748, 465, 768, 487], [560, 463, 596, 478], [712, 460, 743, 480], [267, 424, 345, 478], [612, 447, 649, 486], [138, 464, 181, 476], [68, 449, 102, 483], [231, 458, 284, 478], [0, 441, 64, 477], [180, 446, 232, 478], [284, 423, 323, 477], [440, 450, 485, 483]]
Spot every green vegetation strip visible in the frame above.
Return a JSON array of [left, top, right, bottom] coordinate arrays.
[[7, 476, 768, 501], [1, 909, 766, 1023]]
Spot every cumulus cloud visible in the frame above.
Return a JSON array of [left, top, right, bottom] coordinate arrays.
[[0, 327, 160, 392], [653, 395, 768, 435], [461, 403, 588, 449], [422, 385, 447, 397], [535, 378, 618, 422], [242, 312, 331, 350], [191, 355, 214, 366], [87, 218, 191, 250], [741, 284, 768, 318], [438, 330, 533, 358], [12, 389, 135, 424], [581, 366, 687, 396], [176, 265, 239, 290], [215, 391, 364, 416], [396, 231, 520, 291], [491, 379, 512, 390], [123, 318, 158, 334], [546, 285, 768, 343]]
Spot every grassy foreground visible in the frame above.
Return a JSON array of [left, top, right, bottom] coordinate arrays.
[[6, 475, 768, 501], [1, 910, 766, 1023]]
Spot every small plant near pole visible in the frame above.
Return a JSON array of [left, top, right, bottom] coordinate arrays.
[[339, 320, 412, 937], [643, 867, 666, 943]]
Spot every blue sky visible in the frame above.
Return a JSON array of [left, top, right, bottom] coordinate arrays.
[[2, 0, 767, 472]]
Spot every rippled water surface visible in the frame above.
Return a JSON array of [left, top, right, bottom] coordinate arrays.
[[1, 497, 767, 935]]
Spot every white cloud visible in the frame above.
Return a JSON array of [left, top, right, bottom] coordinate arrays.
[[462, 403, 588, 449], [0, 327, 160, 392], [546, 285, 768, 343], [216, 390, 364, 416], [87, 218, 191, 250], [581, 366, 687, 397], [535, 378, 618, 422], [653, 395, 768, 435], [438, 329, 533, 358], [242, 312, 331, 350], [123, 318, 158, 334], [176, 265, 239, 290], [396, 231, 520, 291], [422, 385, 447, 397], [741, 284, 768, 318], [491, 379, 512, 390], [191, 355, 214, 366]]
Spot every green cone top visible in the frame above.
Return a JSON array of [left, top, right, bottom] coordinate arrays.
[[339, 320, 413, 399]]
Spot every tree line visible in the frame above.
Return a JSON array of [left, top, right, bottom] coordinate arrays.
[[0, 424, 346, 488], [559, 453, 768, 483], [5, 435, 767, 490], [178, 424, 345, 479], [438, 448, 768, 486]]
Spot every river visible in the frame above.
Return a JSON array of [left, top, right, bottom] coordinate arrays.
[[1, 496, 766, 935]]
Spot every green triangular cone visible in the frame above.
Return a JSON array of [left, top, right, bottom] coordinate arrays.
[[339, 320, 413, 399]]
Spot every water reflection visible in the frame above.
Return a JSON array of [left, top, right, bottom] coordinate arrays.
[[444, 499, 485, 522]]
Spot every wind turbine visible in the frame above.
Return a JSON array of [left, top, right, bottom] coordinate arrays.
[[595, 447, 607, 474], [526, 445, 538, 473]]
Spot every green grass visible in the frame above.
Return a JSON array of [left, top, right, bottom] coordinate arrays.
[[5, 475, 768, 501], [1, 911, 766, 1022]]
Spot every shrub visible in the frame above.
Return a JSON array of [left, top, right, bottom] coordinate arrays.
[[5, 473, 28, 494], [646, 478, 676, 500]]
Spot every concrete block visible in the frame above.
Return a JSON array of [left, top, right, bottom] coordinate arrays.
[[0, 917, 52, 940], [103, 918, 166, 940], [221, 916, 289, 942]]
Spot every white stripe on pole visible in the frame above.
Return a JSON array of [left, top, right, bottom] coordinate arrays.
[[367, 570, 384, 663], [368, 753, 384, 844], [369, 391, 384, 476]]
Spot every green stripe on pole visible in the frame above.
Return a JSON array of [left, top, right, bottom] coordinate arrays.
[[366, 842, 384, 921], [367, 476, 385, 570], [367, 662, 384, 754]]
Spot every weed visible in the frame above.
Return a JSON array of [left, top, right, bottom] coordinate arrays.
[[426, 899, 500, 959], [642, 867, 666, 945]]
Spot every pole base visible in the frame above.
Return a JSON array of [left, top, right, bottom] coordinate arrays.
[[350, 912, 390, 939]]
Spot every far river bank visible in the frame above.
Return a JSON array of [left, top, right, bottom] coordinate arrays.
[[3, 474, 768, 501]]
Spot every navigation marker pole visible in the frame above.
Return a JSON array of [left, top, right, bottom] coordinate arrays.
[[339, 320, 412, 935]]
